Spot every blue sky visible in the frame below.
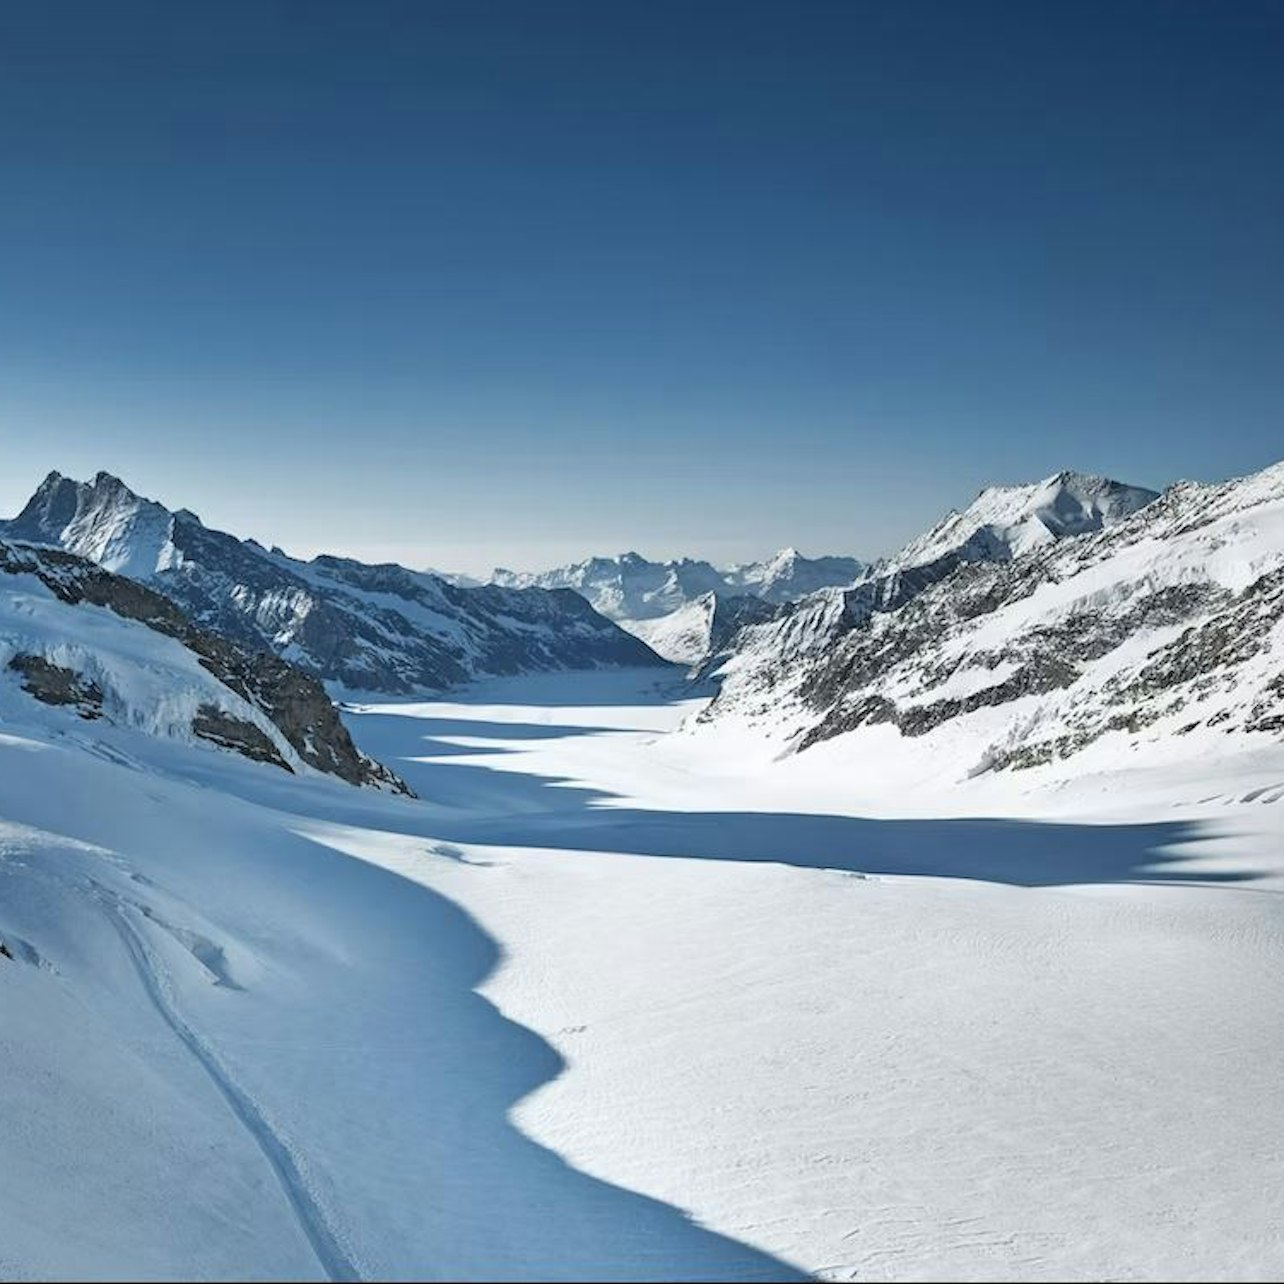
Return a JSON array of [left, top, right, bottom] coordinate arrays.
[[1, 1, 1281, 573]]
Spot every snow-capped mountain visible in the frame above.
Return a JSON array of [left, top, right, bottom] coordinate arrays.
[[888, 470, 1161, 571], [0, 536, 408, 790], [493, 553, 730, 620], [623, 591, 782, 666], [4, 471, 665, 693], [695, 462, 1284, 782], [723, 548, 868, 604], [694, 470, 1161, 680], [492, 548, 867, 621]]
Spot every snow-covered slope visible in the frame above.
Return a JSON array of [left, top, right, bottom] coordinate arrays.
[[4, 545, 1284, 1281], [0, 537, 407, 790], [723, 547, 867, 603], [4, 472, 665, 693], [621, 592, 781, 667], [697, 461, 1284, 786], [889, 469, 1160, 571], [493, 548, 866, 621]]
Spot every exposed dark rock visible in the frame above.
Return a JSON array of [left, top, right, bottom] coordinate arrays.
[[7, 653, 103, 718], [1, 539, 412, 792], [191, 704, 291, 771]]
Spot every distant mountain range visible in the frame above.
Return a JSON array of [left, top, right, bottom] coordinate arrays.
[[2, 471, 665, 694], [492, 548, 869, 619], [489, 547, 868, 662]]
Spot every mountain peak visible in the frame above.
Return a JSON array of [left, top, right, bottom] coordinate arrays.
[[894, 469, 1159, 571], [5, 468, 176, 579]]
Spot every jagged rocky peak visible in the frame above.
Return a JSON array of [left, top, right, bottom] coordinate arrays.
[[3, 469, 666, 693], [7, 469, 179, 580]]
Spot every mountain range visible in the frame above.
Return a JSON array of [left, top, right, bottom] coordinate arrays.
[[491, 473, 1160, 666], [493, 548, 868, 618], [3, 471, 664, 694], [693, 462, 1283, 784], [2, 455, 1281, 1283], [3, 461, 1281, 787]]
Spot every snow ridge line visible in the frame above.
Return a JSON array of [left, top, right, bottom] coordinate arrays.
[[101, 895, 361, 1283]]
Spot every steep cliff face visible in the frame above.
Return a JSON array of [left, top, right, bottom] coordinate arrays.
[[5, 472, 666, 694], [0, 538, 411, 791]]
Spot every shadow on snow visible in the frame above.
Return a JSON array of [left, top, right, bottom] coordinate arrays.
[[333, 708, 1252, 891], [0, 731, 804, 1283]]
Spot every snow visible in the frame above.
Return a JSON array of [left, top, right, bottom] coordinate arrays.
[[0, 570, 303, 768], [890, 470, 1159, 570], [495, 549, 866, 621], [702, 459, 1284, 778], [3, 668, 1284, 1278], [338, 672, 1284, 1282], [617, 594, 719, 665]]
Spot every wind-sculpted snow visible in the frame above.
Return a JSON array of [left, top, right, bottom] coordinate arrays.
[[5, 471, 665, 693]]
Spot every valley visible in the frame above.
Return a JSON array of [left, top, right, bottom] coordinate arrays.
[[3, 662, 1282, 1280]]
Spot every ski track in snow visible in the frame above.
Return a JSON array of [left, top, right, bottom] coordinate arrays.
[[98, 890, 362, 1283]]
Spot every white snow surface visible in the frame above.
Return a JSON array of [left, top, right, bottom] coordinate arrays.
[[617, 593, 722, 665], [3, 656, 1284, 1281]]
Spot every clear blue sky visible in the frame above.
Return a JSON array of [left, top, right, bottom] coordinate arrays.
[[1, 1, 1281, 573]]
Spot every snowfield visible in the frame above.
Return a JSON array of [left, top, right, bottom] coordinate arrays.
[[5, 662, 1282, 1281]]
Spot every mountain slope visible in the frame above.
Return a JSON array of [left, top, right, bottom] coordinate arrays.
[[623, 591, 782, 666], [693, 470, 1161, 691], [0, 536, 408, 790], [695, 462, 1283, 785], [5, 472, 665, 693]]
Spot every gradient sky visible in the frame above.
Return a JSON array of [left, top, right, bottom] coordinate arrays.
[[1, 1, 1281, 574]]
